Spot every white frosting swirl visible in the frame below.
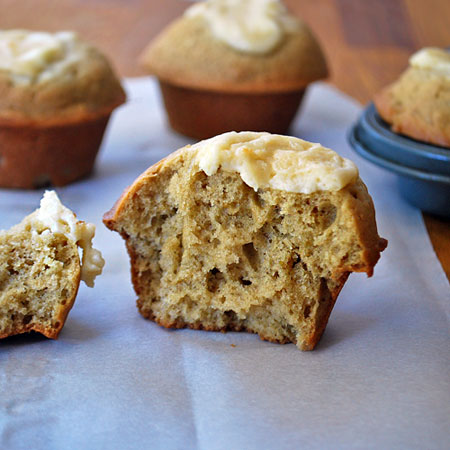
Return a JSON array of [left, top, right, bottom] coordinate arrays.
[[409, 47, 450, 78], [0, 30, 86, 85], [36, 191, 105, 287], [192, 131, 358, 194], [185, 0, 300, 54]]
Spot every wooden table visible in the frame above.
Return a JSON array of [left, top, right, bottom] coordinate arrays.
[[1, 0, 449, 280]]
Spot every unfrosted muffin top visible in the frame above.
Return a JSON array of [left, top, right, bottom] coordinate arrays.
[[0, 30, 125, 121]]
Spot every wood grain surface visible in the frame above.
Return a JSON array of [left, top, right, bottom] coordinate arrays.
[[1, 0, 449, 280]]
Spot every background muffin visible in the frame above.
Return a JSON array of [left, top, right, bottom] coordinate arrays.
[[140, 0, 328, 139], [374, 47, 450, 148], [0, 30, 126, 189]]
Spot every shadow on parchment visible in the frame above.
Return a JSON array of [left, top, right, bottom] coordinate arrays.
[[314, 312, 377, 351]]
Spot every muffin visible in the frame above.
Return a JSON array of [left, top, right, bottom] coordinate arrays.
[[0, 191, 104, 339], [0, 30, 126, 189], [104, 131, 386, 350], [140, 0, 328, 139], [374, 47, 450, 148]]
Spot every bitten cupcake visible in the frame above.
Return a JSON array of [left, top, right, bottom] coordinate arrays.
[[0, 30, 126, 189], [374, 47, 450, 148], [104, 131, 386, 350], [140, 0, 328, 139]]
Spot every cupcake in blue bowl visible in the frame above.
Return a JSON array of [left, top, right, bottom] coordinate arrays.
[[349, 48, 450, 218]]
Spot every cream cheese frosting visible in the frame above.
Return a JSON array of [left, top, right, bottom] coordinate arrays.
[[192, 131, 358, 194], [35, 191, 105, 287], [185, 0, 300, 54], [409, 47, 450, 79], [0, 30, 88, 85]]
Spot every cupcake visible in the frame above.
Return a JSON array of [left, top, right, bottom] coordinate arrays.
[[140, 0, 328, 139], [0, 30, 126, 189], [104, 132, 386, 350], [374, 47, 450, 148], [0, 191, 104, 339]]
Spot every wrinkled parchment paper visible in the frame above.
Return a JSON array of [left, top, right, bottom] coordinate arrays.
[[1, 78, 449, 450]]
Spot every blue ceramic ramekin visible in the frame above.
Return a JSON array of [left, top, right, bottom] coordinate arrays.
[[348, 104, 450, 218]]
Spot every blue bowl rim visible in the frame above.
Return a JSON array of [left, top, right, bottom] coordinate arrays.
[[348, 124, 450, 185], [364, 103, 450, 157]]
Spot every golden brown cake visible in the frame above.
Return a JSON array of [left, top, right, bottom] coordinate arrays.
[[104, 132, 386, 350], [0, 191, 104, 339], [374, 47, 450, 148], [140, 0, 328, 139], [0, 30, 126, 189]]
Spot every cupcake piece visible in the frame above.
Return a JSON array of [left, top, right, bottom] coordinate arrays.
[[0, 191, 104, 339], [0, 30, 126, 189], [140, 0, 328, 139], [104, 132, 386, 351], [374, 47, 450, 148]]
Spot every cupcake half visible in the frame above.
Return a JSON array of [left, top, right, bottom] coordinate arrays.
[[104, 131, 386, 350], [140, 0, 328, 139], [0, 191, 104, 339], [0, 30, 126, 189]]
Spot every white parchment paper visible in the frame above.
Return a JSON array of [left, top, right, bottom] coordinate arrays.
[[1, 78, 449, 450]]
